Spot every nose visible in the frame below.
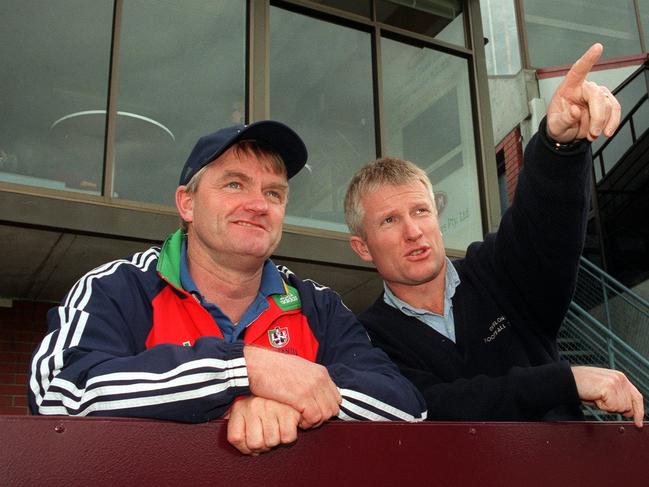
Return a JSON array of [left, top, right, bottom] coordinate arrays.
[[403, 216, 423, 241], [244, 190, 269, 213]]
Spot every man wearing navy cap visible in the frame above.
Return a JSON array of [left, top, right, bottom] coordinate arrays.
[[29, 120, 426, 455]]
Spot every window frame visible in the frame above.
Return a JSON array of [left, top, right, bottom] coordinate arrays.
[[0, 0, 498, 260]]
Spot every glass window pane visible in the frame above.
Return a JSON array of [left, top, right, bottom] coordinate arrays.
[[634, 75, 649, 135], [594, 71, 649, 180], [114, 0, 245, 206], [481, 0, 521, 75], [376, 0, 465, 46], [523, 0, 642, 68], [270, 7, 375, 232], [0, 1, 113, 193], [641, 0, 649, 46], [381, 37, 483, 250]]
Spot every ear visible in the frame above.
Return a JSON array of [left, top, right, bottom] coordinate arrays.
[[349, 235, 374, 263], [176, 186, 194, 226]]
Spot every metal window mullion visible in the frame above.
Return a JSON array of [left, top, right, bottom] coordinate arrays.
[[514, 0, 531, 69], [632, 0, 646, 53], [248, 0, 270, 122], [371, 0, 382, 159], [466, 0, 500, 234], [377, 22, 472, 58], [281, 0, 372, 24], [103, 0, 122, 201], [463, 0, 473, 49], [466, 0, 491, 235], [372, 25, 385, 159]]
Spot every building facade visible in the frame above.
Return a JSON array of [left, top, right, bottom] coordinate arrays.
[[0, 0, 499, 314], [1, 0, 648, 415]]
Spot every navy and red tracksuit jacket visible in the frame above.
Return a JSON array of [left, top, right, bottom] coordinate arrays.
[[29, 230, 426, 422]]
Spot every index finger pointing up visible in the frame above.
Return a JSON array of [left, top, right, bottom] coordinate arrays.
[[562, 43, 604, 90]]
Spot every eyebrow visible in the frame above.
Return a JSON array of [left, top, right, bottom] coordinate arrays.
[[220, 170, 253, 183], [374, 198, 432, 219], [374, 207, 395, 223], [266, 181, 289, 192]]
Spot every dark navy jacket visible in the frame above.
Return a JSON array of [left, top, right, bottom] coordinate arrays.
[[360, 122, 589, 421]]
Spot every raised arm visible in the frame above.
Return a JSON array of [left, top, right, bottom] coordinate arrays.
[[486, 44, 622, 333]]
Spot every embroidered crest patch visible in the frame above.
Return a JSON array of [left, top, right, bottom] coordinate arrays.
[[268, 326, 290, 348]]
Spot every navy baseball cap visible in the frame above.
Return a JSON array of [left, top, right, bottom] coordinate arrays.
[[178, 120, 308, 185]]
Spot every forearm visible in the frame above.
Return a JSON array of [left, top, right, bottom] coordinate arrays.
[[484, 119, 593, 329], [30, 329, 250, 422], [327, 352, 427, 422], [277, 278, 427, 422], [510, 118, 592, 256], [413, 361, 580, 421], [243, 344, 426, 424]]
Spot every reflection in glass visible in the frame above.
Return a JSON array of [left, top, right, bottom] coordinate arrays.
[[601, 124, 634, 177], [592, 69, 649, 177], [376, 0, 465, 46], [523, 0, 642, 68], [115, 0, 245, 206], [616, 73, 649, 148], [480, 0, 521, 76], [270, 7, 375, 232], [635, 95, 649, 139], [381, 37, 482, 250], [0, 1, 113, 193]]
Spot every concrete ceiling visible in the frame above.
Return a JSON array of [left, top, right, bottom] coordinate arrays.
[[0, 224, 383, 314]]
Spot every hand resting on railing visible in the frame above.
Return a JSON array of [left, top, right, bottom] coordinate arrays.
[[225, 396, 301, 456], [571, 365, 644, 427]]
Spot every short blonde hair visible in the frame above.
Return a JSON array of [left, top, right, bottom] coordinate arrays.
[[179, 139, 287, 231], [344, 157, 434, 237]]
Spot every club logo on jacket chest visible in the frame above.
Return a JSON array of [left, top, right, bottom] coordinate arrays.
[[268, 326, 290, 348], [482, 315, 509, 344]]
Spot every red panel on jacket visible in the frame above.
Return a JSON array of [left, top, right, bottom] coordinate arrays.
[[147, 287, 318, 362]]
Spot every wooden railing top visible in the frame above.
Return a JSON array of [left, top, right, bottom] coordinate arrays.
[[2, 416, 647, 486]]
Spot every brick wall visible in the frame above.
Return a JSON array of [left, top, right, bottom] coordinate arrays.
[[495, 126, 524, 204], [0, 300, 50, 415]]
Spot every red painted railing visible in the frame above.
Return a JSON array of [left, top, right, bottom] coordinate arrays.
[[1, 416, 647, 486]]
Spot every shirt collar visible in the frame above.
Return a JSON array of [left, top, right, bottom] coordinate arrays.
[[383, 257, 460, 317], [179, 237, 285, 299]]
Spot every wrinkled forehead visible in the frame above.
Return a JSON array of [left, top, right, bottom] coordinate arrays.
[[217, 143, 288, 178], [359, 181, 434, 219], [362, 179, 433, 203]]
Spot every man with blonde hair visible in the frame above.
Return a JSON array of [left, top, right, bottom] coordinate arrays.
[[345, 44, 644, 425]]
